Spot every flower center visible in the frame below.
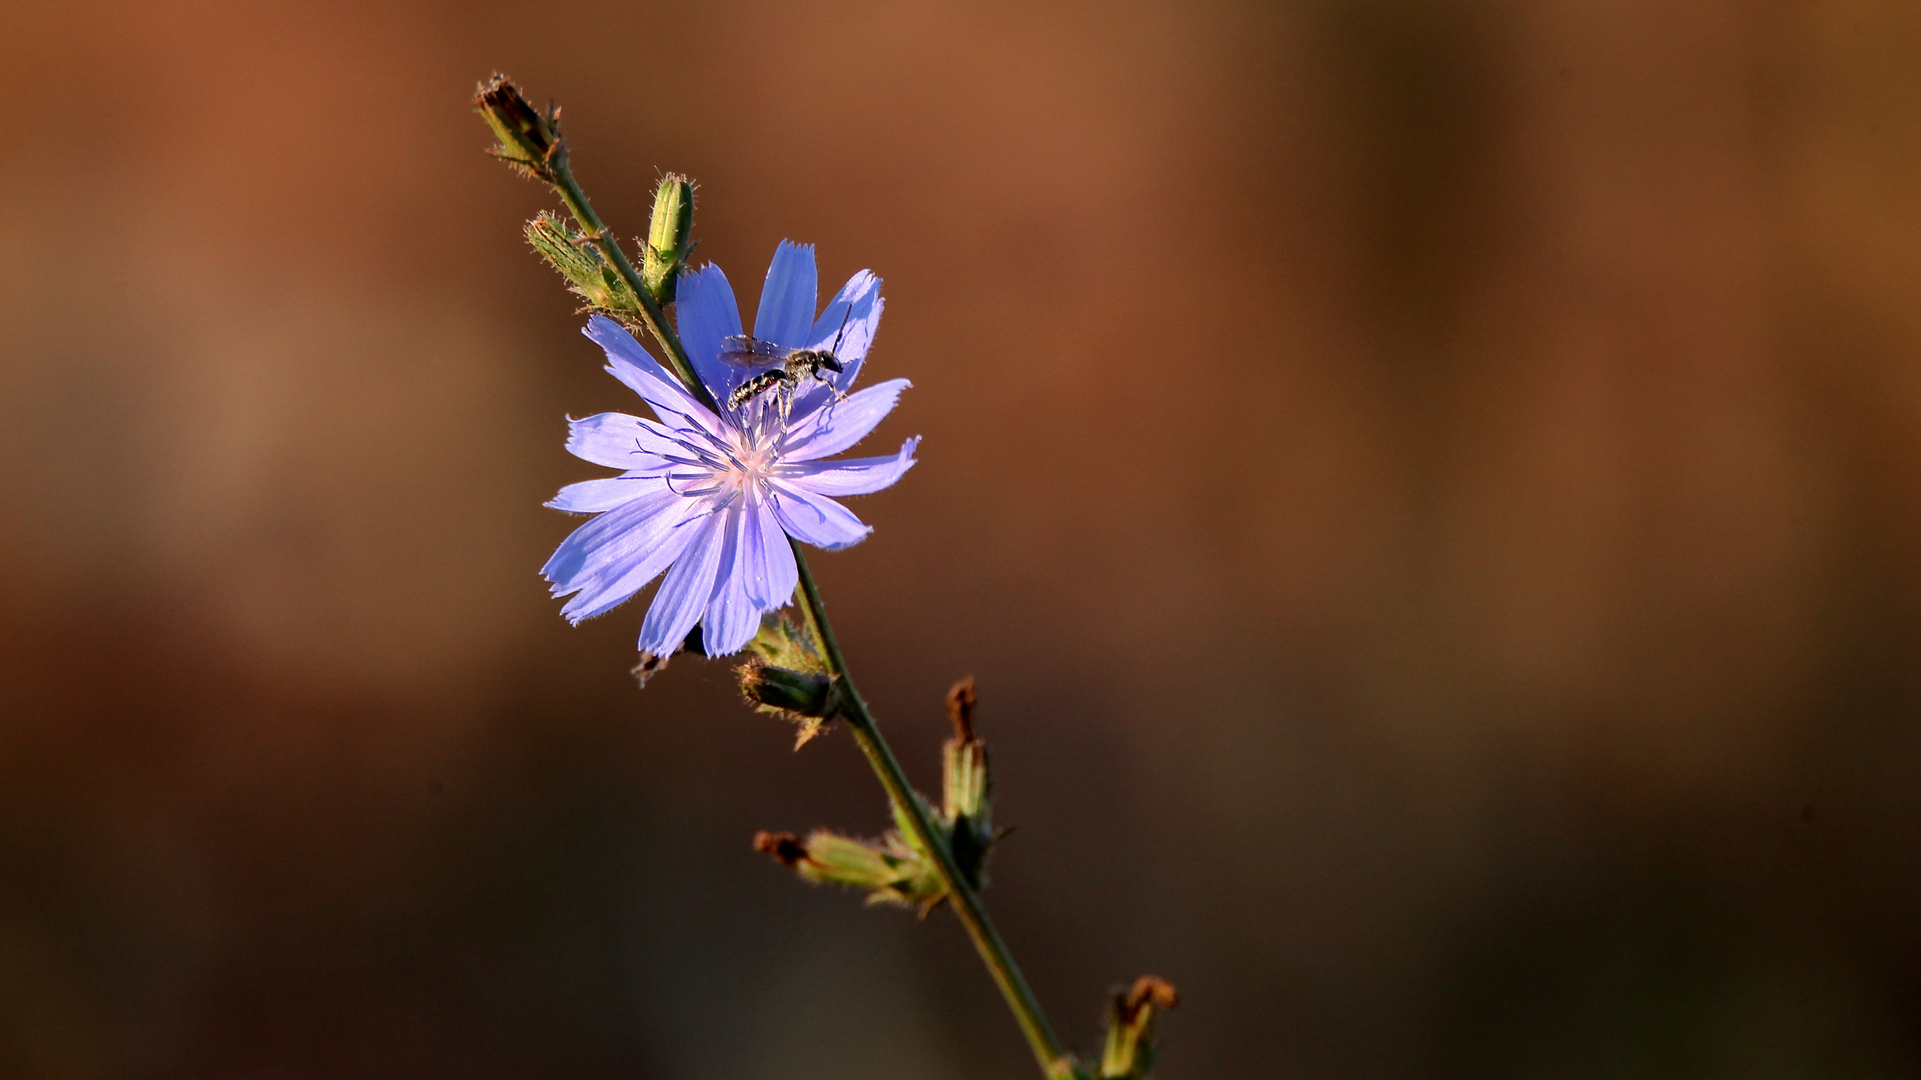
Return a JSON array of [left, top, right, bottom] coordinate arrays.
[[725, 437, 778, 488]]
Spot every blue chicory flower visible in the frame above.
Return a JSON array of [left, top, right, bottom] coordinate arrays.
[[542, 241, 918, 658]]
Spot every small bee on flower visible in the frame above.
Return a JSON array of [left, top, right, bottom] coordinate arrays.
[[719, 309, 854, 422], [541, 241, 917, 660]]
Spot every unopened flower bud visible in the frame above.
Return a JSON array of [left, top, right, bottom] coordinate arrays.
[[739, 660, 840, 723], [476, 74, 564, 179], [796, 831, 904, 892], [942, 678, 988, 823], [526, 212, 623, 310], [642, 174, 696, 302], [752, 828, 944, 908]]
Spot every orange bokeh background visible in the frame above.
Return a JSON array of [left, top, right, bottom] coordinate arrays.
[[5, 1, 1921, 1076]]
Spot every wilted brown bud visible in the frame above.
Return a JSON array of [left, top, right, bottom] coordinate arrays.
[[632, 651, 672, 687], [939, 675, 993, 886], [475, 73, 564, 178], [945, 675, 977, 740], [1100, 975, 1179, 1079], [1121, 975, 1179, 1020], [753, 830, 809, 867]]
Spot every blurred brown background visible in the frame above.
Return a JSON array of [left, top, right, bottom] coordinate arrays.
[[3, 0, 1921, 1076]]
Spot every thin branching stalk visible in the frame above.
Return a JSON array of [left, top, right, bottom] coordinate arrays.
[[791, 544, 1073, 1078], [512, 109, 1076, 1079]]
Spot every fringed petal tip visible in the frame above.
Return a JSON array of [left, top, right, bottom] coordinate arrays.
[[756, 241, 819, 349], [769, 480, 874, 550], [783, 378, 912, 462], [776, 436, 920, 498]]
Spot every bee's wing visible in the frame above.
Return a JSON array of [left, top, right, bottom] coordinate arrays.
[[719, 335, 789, 367]]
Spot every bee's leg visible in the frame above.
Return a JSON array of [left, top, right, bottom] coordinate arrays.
[[810, 372, 846, 425], [813, 368, 849, 403]]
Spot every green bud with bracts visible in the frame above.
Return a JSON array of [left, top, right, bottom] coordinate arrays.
[[753, 829, 943, 910], [526, 212, 630, 315], [642, 175, 696, 303], [741, 614, 838, 746], [739, 660, 840, 722]]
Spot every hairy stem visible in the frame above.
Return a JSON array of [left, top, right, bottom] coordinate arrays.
[[541, 159, 716, 412]]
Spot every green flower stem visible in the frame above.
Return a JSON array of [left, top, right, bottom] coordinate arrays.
[[541, 159, 716, 412], [790, 544, 1074, 1080], [525, 136, 1073, 1080]]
